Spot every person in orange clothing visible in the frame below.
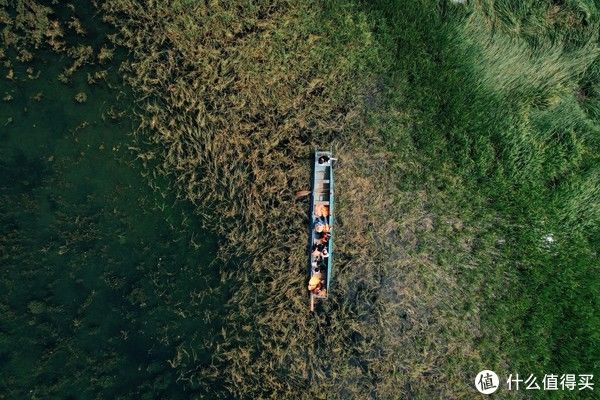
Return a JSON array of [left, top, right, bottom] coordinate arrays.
[[308, 272, 322, 292], [315, 204, 329, 218]]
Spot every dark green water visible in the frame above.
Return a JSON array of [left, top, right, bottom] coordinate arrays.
[[0, 9, 223, 399]]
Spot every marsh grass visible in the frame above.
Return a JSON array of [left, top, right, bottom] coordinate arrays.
[[368, 0, 599, 395], [98, 1, 424, 397], [98, 0, 600, 398]]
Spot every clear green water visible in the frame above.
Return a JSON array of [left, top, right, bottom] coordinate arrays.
[[0, 17, 223, 400]]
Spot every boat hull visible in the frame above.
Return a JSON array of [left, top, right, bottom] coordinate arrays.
[[308, 151, 334, 309]]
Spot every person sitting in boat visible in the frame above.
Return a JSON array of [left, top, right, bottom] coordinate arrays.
[[321, 247, 329, 259], [314, 220, 330, 234], [313, 242, 326, 256], [308, 272, 322, 292], [315, 204, 329, 217], [311, 247, 323, 260], [313, 232, 330, 248], [318, 155, 330, 164], [315, 214, 328, 225], [314, 231, 330, 246], [317, 155, 337, 165]]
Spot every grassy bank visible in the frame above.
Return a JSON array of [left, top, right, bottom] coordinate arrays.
[[367, 0, 600, 383]]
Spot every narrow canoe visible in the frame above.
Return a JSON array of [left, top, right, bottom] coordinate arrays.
[[308, 150, 334, 311]]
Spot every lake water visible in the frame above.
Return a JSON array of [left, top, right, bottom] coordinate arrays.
[[0, 7, 224, 398]]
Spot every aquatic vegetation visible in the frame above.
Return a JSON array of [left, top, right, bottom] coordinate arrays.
[[0, 0, 114, 86], [74, 91, 87, 103], [0, 0, 52, 51], [97, 46, 114, 64], [67, 16, 85, 36], [0, 25, 224, 398], [63, 45, 94, 79], [87, 69, 108, 84]]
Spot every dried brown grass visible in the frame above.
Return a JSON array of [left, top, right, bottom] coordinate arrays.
[[99, 1, 487, 398]]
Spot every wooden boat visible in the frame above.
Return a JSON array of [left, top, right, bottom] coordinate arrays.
[[308, 150, 334, 312]]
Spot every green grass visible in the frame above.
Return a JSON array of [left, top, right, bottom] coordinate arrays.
[[366, 0, 600, 394]]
